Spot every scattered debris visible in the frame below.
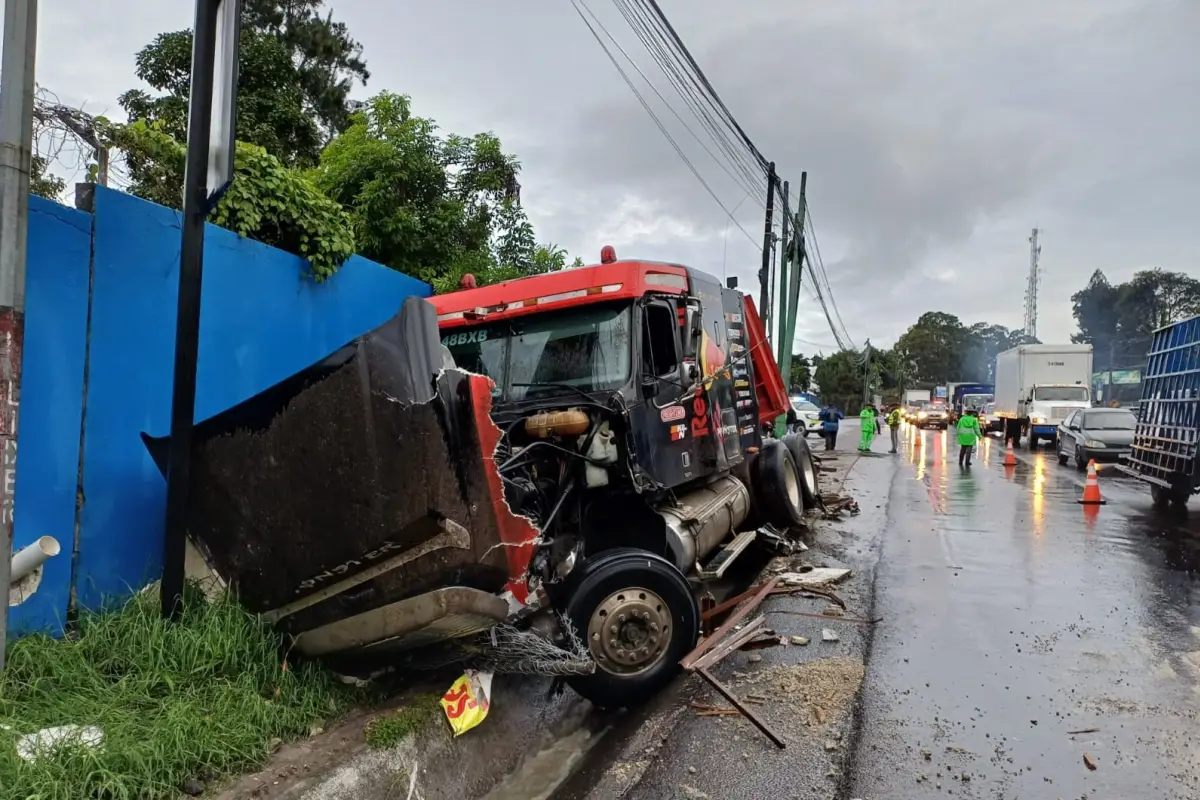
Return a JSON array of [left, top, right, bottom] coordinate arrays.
[[824, 739, 840, 751], [772, 609, 879, 625], [696, 666, 786, 748], [15, 725, 105, 762], [1084, 753, 1098, 771], [742, 658, 865, 730], [822, 629, 840, 643], [747, 653, 763, 663], [1068, 727, 1100, 735], [822, 606, 846, 617], [440, 670, 493, 737], [790, 635, 810, 646], [778, 568, 852, 588]]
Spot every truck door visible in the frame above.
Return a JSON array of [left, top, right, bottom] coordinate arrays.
[[688, 273, 741, 472], [630, 296, 699, 486]]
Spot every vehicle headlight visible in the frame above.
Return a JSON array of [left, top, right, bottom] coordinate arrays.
[[918, 411, 927, 419], [1031, 416, 1045, 424], [1084, 439, 1107, 448], [805, 413, 819, 420]]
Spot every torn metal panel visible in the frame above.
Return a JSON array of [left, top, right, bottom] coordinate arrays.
[[141, 296, 540, 658]]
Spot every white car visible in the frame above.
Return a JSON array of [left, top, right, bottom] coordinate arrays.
[[791, 399, 824, 437]]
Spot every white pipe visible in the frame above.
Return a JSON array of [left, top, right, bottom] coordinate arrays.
[[10, 536, 60, 585]]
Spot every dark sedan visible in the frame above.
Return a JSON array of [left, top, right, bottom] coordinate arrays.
[[1056, 408, 1136, 470]]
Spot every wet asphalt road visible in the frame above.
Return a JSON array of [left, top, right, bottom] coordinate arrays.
[[852, 425, 1200, 799]]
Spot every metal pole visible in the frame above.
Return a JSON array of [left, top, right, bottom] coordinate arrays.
[[780, 172, 807, 375], [757, 163, 776, 329], [0, 0, 38, 670], [775, 181, 789, 366], [162, 0, 219, 620]]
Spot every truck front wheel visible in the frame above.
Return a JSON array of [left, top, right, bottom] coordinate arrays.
[[563, 548, 699, 708]]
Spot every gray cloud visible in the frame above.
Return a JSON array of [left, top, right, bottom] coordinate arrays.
[[35, 0, 1200, 350]]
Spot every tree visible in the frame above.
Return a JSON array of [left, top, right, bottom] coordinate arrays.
[[963, 322, 1036, 383], [118, 0, 369, 199], [1071, 268, 1200, 369], [894, 312, 972, 385], [30, 156, 65, 200], [313, 92, 519, 284], [813, 350, 863, 412], [788, 354, 812, 393]]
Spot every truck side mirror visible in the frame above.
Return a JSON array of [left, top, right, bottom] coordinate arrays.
[[682, 306, 702, 359]]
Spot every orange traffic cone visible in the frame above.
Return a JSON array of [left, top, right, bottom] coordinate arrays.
[[1003, 441, 1017, 467], [1077, 460, 1106, 505]]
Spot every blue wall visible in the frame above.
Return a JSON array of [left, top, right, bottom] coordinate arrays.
[[7, 198, 93, 635], [9, 186, 431, 631]]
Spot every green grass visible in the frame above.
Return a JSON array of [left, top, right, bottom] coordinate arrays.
[[363, 693, 442, 750], [0, 585, 359, 800]]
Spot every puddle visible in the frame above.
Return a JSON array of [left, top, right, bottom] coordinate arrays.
[[481, 702, 610, 800]]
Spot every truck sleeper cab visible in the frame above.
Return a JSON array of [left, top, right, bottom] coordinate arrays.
[[430, 251, 815, 706]]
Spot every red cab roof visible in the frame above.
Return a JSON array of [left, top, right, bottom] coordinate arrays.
[[430, 260, 688, 328]]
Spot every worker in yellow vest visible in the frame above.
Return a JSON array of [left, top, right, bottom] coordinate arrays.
[[886, 406, 903, 453]]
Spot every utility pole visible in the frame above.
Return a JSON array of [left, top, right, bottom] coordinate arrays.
[[0, 0, 38, 671], [779, 172, 807, 376], [758, 163, 776, 331], [161, 0, 242, 620], [1023, 228, 1041, 340], [862, 340, 873, 407], [775, 180, 789, 361]]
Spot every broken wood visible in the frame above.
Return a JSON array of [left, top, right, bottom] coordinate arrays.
[[691, 617, 767, 671], [768, 609, 880, 625], [1068, 727, 1100, 735], [682, 578, 778, 669], [778, 568, 851, 588], [1083, 753, 1097, 771], [696, 666, 786, 749]]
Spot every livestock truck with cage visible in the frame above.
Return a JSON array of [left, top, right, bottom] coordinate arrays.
[[143, 247, 821, 708]]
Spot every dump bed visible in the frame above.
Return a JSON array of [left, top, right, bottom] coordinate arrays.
[[1124, 315, 1200, 495]]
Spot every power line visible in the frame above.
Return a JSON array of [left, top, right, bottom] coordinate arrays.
[[598, 0, 763, 200], [610, 0, 767, 197], [570, 0, 761, 251]]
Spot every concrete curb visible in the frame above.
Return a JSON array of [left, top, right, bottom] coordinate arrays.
[[212, 676, 591, 800]]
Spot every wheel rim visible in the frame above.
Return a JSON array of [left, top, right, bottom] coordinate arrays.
[[799, 454, 817, 498], [587, 587, 671, 676], [784, 460, 802, 509]]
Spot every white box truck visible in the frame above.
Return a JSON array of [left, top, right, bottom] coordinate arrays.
[[994, 344, 1093, 448]]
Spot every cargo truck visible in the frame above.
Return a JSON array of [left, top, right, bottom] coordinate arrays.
[[993, 344, 1093, 448], [1117, 316, 1200, 507], [144, 248, 820, 707]]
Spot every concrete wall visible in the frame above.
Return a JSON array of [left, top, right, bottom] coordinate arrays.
[[8, 187, 430, 635]]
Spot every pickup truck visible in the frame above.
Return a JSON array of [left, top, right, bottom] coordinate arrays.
[[1117, 315, 1200, 507]]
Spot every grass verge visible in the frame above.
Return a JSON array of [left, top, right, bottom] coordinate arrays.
[[0, 585, 358, 800], [363, 693, 442, 750]]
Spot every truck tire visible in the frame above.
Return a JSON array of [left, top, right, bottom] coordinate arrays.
[[1151, 479, 1191, 509], [562, 548, 699, 708], [1029, 434, 1039, 449], [751, 440, 806, 528], [782, 433, 821, 511]]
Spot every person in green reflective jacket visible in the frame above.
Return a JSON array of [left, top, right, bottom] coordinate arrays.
[[858, 406, 877, 451], [956, 408, 983, 468]]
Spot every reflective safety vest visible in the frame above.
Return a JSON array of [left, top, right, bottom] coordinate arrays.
[[887, 409, 902, 426]]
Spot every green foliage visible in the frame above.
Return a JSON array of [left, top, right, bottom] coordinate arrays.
[[119, 0, 368, 179], [112, 120, 354, 280], [216, 144, 355, 281], [892, 312, 1033, 385], [30, 155, 66, 200], [0, 586, 356, 799], [314, 92, 520, 284], [812, 350, 863, 410], [788, 353, 812, 393], [1071, 268, 1200, 369]]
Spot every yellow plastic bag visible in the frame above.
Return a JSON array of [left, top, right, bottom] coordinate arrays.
[[440, 669, 493, 737]]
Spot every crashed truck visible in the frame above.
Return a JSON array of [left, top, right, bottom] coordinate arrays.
[[143, 248, 822, 707]]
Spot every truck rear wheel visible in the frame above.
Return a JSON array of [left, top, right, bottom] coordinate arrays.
[[751, 440, 806, 528], [562, 548, 699, 708], [782, 433, 820, 510]]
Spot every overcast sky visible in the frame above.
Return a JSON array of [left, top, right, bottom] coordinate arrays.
[[36, 0, 1200, 352]]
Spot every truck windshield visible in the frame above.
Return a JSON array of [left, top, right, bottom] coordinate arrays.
[[440, 303, 633, 402], [963, 394, 993, 408], [1034, 386, 1090, 402]]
